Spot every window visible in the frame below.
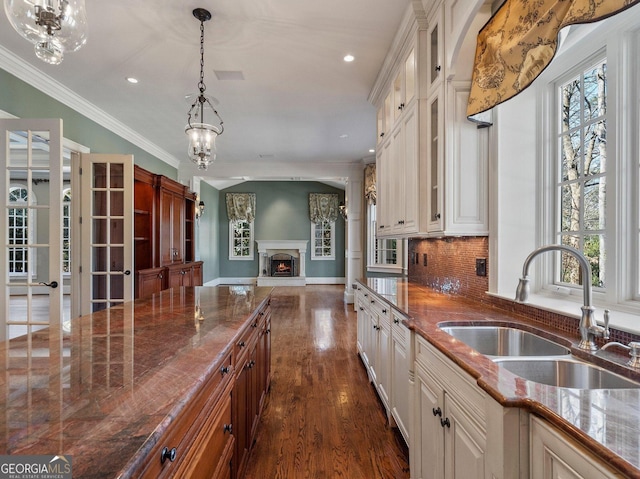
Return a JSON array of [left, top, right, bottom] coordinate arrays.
[[367, 203, 402, 273], [8, 185, 34, 276], [229, 220, 254, 260], [555, 57, 607, 290], [311, 220, 335, 260], [63, 188, 71, 274]]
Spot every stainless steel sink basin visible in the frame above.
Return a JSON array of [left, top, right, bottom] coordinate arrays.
[[494, 357, 640, 389], [439, 325, 571, 357]]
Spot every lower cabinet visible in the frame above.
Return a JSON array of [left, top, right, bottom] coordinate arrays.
[[530, 416, 623, 479], [136, 261, 204, 298], [232, 301, 272, 479], [355, 285, 410, 445], [414, 336, 487, 479], [139, 351, 234, 478]]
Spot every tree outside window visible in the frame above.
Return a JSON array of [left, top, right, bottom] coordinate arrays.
[[229, 220, 254, 260], [311, 220, 335, 260], [557, 58, 607, 289]]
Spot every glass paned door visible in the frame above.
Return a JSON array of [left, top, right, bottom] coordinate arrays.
[[80, 154, 133, 314], [1, 119, 64, 344]]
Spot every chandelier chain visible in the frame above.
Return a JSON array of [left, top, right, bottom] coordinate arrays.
[[198, 19, 206, 94]]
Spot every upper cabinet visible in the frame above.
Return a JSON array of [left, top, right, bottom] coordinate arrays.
[[370, 0, 491, 238]]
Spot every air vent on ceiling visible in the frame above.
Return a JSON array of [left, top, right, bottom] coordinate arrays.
[[214, 70, 245, 80]]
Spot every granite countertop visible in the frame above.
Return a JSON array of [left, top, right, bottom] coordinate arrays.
[[357, 277, 640, 478], [0, 285, 272, 478]]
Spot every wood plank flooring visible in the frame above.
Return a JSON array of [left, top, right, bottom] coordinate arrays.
[[243, 285, 410, 479]]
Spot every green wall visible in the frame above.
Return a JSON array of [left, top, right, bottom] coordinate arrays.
[[198, 181, 221, 283], [218, 181, 345, 279]]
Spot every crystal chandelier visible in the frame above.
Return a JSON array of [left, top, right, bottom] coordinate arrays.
[[3, 0, 88, 65], [185, 8, 224, 170]]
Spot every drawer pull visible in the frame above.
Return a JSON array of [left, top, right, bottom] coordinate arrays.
[[220, 365, 231, 376], [238, 341, 245, 348], [393, 318, 399, 324], [223, 424, 233, 434], [440, 417, 451, 428], [432, 407, 442, 417], [161, 446, 177, 464], [382, 309, 387, 314]]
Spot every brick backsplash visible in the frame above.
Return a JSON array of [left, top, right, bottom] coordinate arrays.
[[407, 237, 640, 345]]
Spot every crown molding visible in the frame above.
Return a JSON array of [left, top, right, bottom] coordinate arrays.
[[0, 45, 180, 169]]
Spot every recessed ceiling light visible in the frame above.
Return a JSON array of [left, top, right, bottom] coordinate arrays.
[[339, 134, 349, 139], [343, 54, 354, 62], [369, 149, 375, 153], [126, 77, 138, 84]]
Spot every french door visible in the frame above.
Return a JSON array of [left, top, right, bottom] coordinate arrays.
[[1, 118, 64, 343], [80, 154, 133, 314]]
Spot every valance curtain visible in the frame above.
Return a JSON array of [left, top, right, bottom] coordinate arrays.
[[364, 164, 377, 205], [226, 193, 256, 222], [309, 193, 339, 223], [467, 0, 639, 121]]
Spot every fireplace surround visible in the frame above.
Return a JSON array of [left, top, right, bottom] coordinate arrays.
[[256, 240, 308, 286]]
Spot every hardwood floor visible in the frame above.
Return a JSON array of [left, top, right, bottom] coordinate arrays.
[[243, 285, 410, 479]]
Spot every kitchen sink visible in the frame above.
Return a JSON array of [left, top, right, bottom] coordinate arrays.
[[494, 357, 640, 389], [439, 325, 571, 357]]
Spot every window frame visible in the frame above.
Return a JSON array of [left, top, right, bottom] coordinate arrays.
[[366, 202, 403, 274], [228, 219, 254, 261], [310, 219, 335, 261], [8, 183, 36, 278]]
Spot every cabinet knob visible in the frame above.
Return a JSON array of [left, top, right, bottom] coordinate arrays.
[[238, 341, 246, 348], [220, 365, 231, 376], [382, 309, 387, 314], [393, 318, 399, 324], [435, 213, 441, 219], [432, 407, 442, 417], [223, 424, 233, 434], [380, 132, 385, 138], [252, 322, 258, 328], [435, 65, 441, 72], [359, 307, 364, 311], [158, 273, 163, 279], [161, 446, 177, 464], [440, 417, 451, 428]]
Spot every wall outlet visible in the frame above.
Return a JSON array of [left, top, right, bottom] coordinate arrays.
[[476, 258, 487, 276]]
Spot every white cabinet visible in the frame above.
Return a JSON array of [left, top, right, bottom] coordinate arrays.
[[391, 311, 411, 444], [355, 285, 411, 446], [370, 1, 489, 238], [412, 334, 523, 479], [414, 335, 487, 479], [530, 416, 624, 479]]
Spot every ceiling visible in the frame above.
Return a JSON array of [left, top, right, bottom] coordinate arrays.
[[0, 0, 412, 188]]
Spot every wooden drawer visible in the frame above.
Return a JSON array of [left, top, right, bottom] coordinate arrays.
[[139, 350, 233, 478], [177, 383, 234, 479]]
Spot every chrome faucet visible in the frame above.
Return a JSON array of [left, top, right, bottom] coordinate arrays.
[[515, 244, 609, 351]]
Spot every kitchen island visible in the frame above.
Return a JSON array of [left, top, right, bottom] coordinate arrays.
[[356, 277, 640, 479], [1, 285, 272, 478]]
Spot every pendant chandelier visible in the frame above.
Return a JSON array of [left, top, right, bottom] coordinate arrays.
[[3, 0, 88, 65], [185, 8, 224, 171]]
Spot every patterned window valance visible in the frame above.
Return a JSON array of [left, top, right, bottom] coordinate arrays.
[[364, 164, 376, 205], [467, 0, 639, 122], [309, 193, 339, 223], [226, 193, 256, 222]]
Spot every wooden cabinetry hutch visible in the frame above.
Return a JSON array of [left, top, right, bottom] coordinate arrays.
[[134, 165, 203, 298]]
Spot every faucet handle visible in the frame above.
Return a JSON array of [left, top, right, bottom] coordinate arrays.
[[603, 309, 610, 339]]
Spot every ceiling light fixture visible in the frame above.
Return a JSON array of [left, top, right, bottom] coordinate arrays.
[[343, 54, 354, 62], [185, 7, 224, 171], [126, 77, 138, 84], [3, 0, 88, 65]]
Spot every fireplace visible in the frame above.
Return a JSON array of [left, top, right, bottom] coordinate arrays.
[[270, 254, 296, 277], [256, 240, 308, 286]]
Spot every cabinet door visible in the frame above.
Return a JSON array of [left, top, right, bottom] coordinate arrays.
[[232, 360, 250, 479], [427, 6, 443, 89], [171, 193, 185, 263], [401, 106, 419, 233], [356, 296, 367, 357], [390, 125, 405, 235], [376, 319, 391, 410], [530, 416, 621, 479], [363, 308, 378, 383], [444, 392, 486, 479], [159, 188, 175, 265], [376, 141, 394, 235], [415, 366, 445, 479], [137, 268, 164, 298], [427, 88, 443, 232], [391, 323, 410, 443]]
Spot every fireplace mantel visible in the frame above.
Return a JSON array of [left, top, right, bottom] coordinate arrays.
[[256, 240, 308, 286]]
